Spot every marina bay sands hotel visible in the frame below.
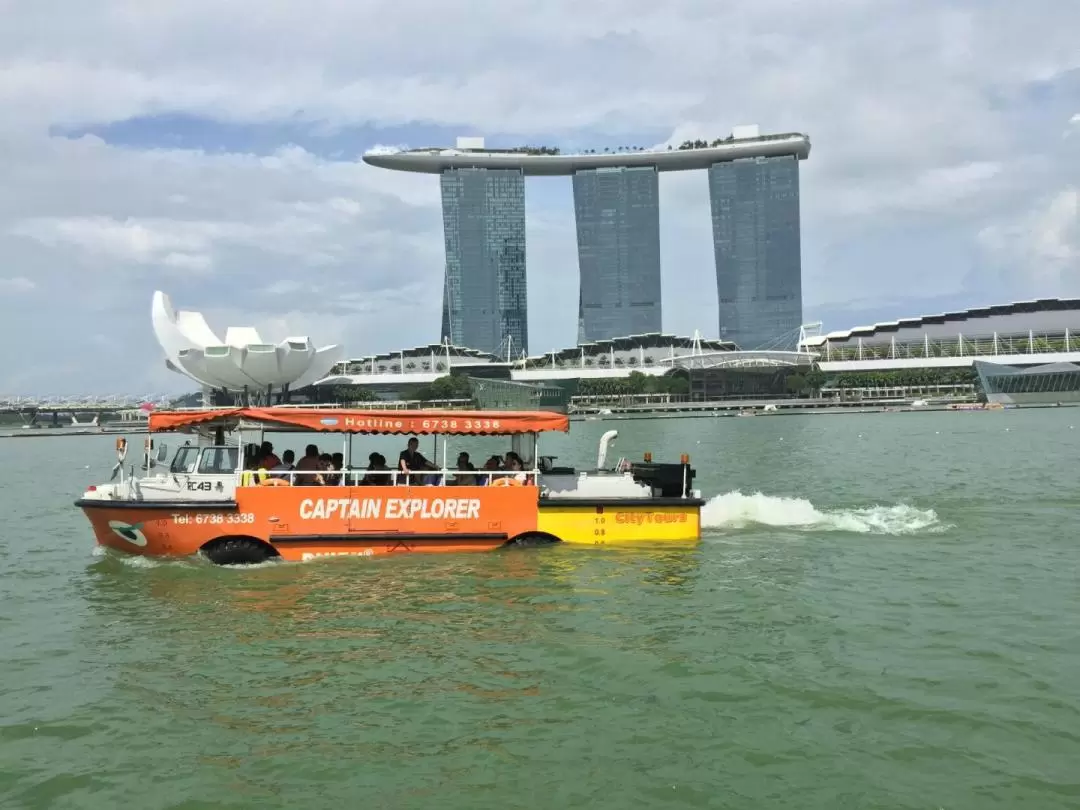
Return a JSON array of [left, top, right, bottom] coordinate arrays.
[[362, 126, 811, 357]]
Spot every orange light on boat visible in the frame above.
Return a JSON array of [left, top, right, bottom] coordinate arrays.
[[680, 453, 689, 464], [644, 451, 653, 462]]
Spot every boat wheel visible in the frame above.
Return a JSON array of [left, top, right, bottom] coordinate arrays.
[[504, 532, 560, 549], [200, 536, 280, 566]]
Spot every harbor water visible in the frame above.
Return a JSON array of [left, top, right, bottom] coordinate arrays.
[[1, 408, 1078, 808]]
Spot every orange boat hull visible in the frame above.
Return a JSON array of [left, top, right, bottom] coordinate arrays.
[[80, 484, 544, 562]]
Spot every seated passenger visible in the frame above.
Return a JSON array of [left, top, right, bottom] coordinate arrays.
[[361, 452, 391, 486], [270, 449, 295, 481], [319, 452, 339, 486], [258, 441, 281, 470], [240, 454, 269, 486], [503, 452, 529, 484], [478, 455, 503, 486], [452, 452, 477, 486], [330, 452, 346, 485], [294, 444, 324, 485], [398, 437, 435, 485]]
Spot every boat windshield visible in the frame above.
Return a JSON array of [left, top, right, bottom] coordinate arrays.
[[198, 446, 239, 474], [169, 445, 200, 474]]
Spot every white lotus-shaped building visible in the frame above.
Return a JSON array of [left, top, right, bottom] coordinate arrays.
[[151, 291, 343, 393]]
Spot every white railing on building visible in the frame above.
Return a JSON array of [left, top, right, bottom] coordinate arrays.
[[819, 330, 1076, 363]]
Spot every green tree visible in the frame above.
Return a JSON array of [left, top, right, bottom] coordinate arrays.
[[804, 368, 827, 394], [664, 374, 690, 396], [413, 374, 474, 403], [321, 385, 378, 404], [785, 373, 807, 396]]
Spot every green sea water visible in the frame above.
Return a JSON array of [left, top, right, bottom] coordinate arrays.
[[1, 409, 1078, 809]]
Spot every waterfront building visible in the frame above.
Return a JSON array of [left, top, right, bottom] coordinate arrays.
[[573, 166, 662, 342], [439, 167, 527, 357], [802, 298, 1080, 373], [320, 331, 815, 401], [151, 290, 342, 405], [363, 130, 811, 352], [709, 153, 803, 350], [974, 360, 1080, 406]]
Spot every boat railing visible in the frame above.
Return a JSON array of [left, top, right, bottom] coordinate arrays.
[[234, 466, 540, 488]]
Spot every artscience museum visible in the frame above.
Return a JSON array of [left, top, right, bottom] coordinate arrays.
[[151, 291, 343, 402]]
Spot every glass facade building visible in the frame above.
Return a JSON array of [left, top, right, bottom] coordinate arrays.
[[974, 360, 1080, 405], [467, 376, 575, 413], [572, 166, 662, 344], [708, 155, 802, 350], [440, 168, 528, 358]]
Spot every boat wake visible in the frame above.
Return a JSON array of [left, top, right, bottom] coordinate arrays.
[[701, 491, 946, 535]]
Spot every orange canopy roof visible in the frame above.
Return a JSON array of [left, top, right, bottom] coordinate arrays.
[[148, 407, 570, 436]]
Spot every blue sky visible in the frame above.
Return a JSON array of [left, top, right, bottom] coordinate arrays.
[[0, 0, 1077, 394]]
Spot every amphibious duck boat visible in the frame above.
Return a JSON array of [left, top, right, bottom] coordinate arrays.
[[76, 407, 704, 565]]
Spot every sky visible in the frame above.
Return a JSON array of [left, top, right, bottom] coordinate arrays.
[[0, 0, 1077, 396]]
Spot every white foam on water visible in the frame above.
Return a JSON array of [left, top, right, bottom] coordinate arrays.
[[93, 545, 191, 569], [701, 491, 946, 535], [115, 553, 167, 569]]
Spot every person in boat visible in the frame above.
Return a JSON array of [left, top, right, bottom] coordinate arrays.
[[257, 441, 281, 470], [478, 455, 503, 486], [294, 444, 325, 485], [398, 437, 435, 485], [503, 452, 529, 484], [328, 452, 345, 486], [269, 449, 295, 480], [240, 450, 271, 485], [361, 452, 391, 486], [319, 452, 338, 486], [452, 451, 477, 486]]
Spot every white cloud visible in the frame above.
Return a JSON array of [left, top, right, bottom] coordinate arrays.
[[978, 188, 1080, 292], [0, 277, 36, 294], [0, 0, 1078, 393]]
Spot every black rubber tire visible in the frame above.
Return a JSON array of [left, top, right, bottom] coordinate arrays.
[[503, 533, 560, 549], [201, 537, 278, 566]]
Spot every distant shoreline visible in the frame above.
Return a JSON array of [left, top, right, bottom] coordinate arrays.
[[0, 426, 148, 439], [568, 400, 1076, 421], [2, 400, 1074, 439]]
